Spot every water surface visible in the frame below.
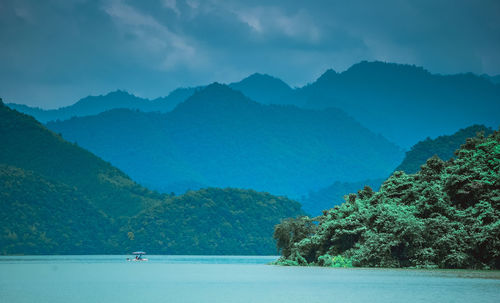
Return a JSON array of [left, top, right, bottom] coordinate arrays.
[[1, 256, 499, 303]]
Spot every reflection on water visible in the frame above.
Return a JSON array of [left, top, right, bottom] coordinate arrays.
[[0, 256, 499, 303]]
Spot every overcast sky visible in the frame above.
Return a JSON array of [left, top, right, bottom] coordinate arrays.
[[1, 0, 499, 108]]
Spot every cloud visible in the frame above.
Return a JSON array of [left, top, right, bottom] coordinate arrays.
[[0, 0, 499, 108], [236, 10, 262, 32], [103, 0, 199, 70], [162, 0, 180, 16], [185, 0, 199, 10], [232, 6, 321, 43]]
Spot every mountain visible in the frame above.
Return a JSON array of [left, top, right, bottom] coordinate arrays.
[[0, 99, 163, 253], [0, 100, 304, 255], [7, 72, 296, 124], [0, 100, 160, 218], [396, 125, 494, 174], [274, 130, 500, 269], [6, 88, 198, 123], [47, 83, 404, 198], [229, 73, 295, 105], [295, 61, 500, 148]]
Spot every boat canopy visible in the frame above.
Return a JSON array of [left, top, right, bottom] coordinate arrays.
[[132, 251, 146, 255]]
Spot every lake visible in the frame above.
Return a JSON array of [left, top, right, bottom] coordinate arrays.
[[1, 255, 499, 303]]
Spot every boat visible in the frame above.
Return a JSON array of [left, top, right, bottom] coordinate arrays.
[[126, 251, 148, 262]]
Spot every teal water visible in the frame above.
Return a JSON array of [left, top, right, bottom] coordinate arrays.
[[0, 256, 499, 303]]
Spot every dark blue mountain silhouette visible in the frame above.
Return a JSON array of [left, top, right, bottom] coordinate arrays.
[[47, 83, 403, 198], [7, 88, 197, 123], [9, 61, 498, 149], [295, 61, 500, 147], [229, 73, 294, 105]]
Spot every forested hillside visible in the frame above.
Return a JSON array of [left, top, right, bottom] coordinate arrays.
[[0, 100, 304, 255], [396, 125, 494, 173], [123, 188, 303, 255], [0, 100, 160, 218], [0, 164, 116, 254], [47, 83, 403, 197], [274, 130, 500, 269]]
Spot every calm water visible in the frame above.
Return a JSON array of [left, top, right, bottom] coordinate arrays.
[[0, 256, 499, 303]]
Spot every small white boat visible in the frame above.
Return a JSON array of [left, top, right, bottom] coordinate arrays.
[[127, 251, 148, 262]]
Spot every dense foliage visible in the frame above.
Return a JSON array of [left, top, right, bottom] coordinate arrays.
[[47, 83, 402, 198], [0, 165, 116, 254], [0, 100, 162, 218], [396, 125, 493, 174], [122, 188, 303, 255], [0, 100, 304, 255], [274, 130, 500, 269]]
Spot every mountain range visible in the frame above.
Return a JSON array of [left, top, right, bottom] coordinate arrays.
[[0, 100, 303, 254], [8, 61, 500, 148], [46, 83, 403, 198], [293, 61, 500, 147], [7, 87, 198, 123]]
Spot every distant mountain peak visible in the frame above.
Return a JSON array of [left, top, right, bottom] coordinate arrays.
[[239, 73, 291, 87], [172, 82, 258, 114], [202, 82, 255, 101], [198, 82, 243, 97], [316, 68, 339, 83], [205, 81, 227, 89], [344, 61, 429, 77], [87, 89, 141, 101], [105, 89, 136, 98], [246, 72, 269, 78], [301, 61, 500, 148], [228, 73, 293, 105]]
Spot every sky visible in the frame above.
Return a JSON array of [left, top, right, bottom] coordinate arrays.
[[1, 0, 499, 108]]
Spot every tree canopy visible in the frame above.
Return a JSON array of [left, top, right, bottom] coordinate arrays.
[[274, 130, 500, 269]]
